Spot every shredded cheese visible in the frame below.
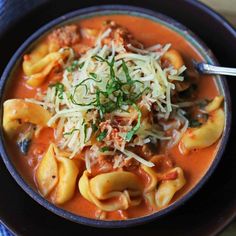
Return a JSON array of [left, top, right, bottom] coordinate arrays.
[[27, 26, 188, 169]]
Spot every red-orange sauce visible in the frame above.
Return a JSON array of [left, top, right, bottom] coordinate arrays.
[[6, 15, 220, 220]]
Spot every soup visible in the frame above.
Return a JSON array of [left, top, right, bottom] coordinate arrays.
[[3, 15, 225, 220]]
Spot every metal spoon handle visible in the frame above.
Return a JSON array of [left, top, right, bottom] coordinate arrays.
[[196, 62, 236, 76]]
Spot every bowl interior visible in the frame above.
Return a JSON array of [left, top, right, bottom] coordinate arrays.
[[0, 5, 231, 228]]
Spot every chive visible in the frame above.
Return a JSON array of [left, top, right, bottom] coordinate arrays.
[[100, 146, 109, 152], [97, 130, 108, 141], [63, 128, 80, 136], [125, 104, 142, 141]]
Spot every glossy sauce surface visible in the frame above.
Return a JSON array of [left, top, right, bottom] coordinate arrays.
[[7, 15, 219, 220]]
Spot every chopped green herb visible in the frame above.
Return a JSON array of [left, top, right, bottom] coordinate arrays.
[[100, 146, 109, 152], [66, 60, 79, 72], [97, 130, 108, 141], [92, 123, 98, 132], [125, 104, 142, 141], [70, 55, 149, 120], [63, 128, 80, 136], [79, 61, 85, 69], [50, 82, 64, 99], [67, 60, 85, 72], [70, 77, 101, 106], [89, 72, 97, 79], [122, 60, 132, 82], [84, 124, 88, 143]]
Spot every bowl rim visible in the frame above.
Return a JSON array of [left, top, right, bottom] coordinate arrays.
[[0, 4, 232, 228]]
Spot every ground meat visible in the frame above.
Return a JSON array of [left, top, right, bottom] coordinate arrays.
[[151, 154, 174, 173], [48, 24, 80, 48], [102, 20, 143, 49], [122, 158, 140, 170]]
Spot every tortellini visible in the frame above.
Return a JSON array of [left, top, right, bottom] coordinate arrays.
[[36, 144, 59, 196], [142, 164, 159, 193], [3, 99, 51, 138], [36, 143, 79, 204], [162, 49, 184, 70], [79, 171, 143, 212], [180, 108, 225, 154], [155, 167, 186, 207], [204, 95, 224, 113], [142, 165, 186, 208], [23, 42, 71, 87], [53, 155, 79, 204]]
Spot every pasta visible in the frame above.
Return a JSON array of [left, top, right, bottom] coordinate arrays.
[[36, 144, 59, 196], [3, 15, 225, 220], [155, 167, 186, 207], [79, 171, 142, 211], [36, 143, 79, 204], [180, 108, 225, 154], [3, 99, 51, 138]]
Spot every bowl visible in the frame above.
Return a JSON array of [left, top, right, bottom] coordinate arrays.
[[0, 5, 231, 228]]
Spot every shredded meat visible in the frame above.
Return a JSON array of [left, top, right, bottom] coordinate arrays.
[[48, 24, 80, 48]]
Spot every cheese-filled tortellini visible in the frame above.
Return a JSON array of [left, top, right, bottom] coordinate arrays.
[[3, 99, 51, 138], [180, 108, 225, 154], [36, 144, 79, 204], [36, 144, 59, 196], [204, 95, 224, 113], [79, 171, 143, 212], [155, 167, 186, 207], [142, 165, 186, 208], [23, 44, 71, 87], [162, 49, 184, 70], [142, 164, 159, 193], [53, 155, 79, 204]]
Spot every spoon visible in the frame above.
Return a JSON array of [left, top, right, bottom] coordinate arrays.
[[192, 60, 236, 76]]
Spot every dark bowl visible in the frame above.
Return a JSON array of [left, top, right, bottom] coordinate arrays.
[[0, 5, 231, 228]]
